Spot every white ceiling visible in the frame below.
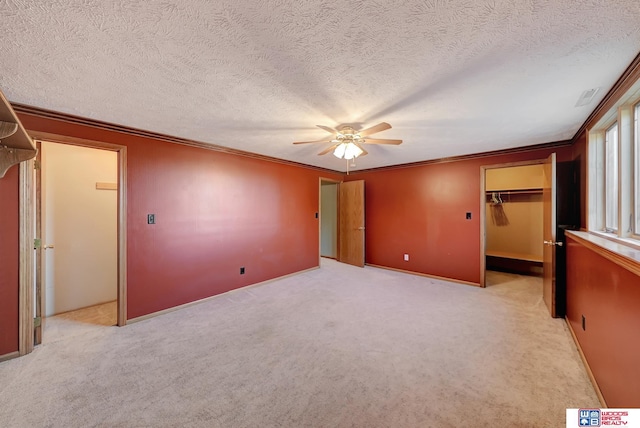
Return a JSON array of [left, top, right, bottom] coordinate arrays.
[[1, 1, 639, 172]]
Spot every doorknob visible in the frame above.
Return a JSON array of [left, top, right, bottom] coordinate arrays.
[[357, 227, 365, 230], [543, 240, 563, 247], [43, 244, 54, 250]]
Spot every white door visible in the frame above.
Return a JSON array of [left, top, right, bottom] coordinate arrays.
[[41, 142, 118, 316]]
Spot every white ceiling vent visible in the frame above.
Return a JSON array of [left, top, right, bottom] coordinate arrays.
[[575, 88, 601, 107]]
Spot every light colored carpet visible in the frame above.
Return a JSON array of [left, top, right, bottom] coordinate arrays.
[[0, 260, 598, 427]]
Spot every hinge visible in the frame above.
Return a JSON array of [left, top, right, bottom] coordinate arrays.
[[34, 317, 41, 327], [34, 160, 41, 170]]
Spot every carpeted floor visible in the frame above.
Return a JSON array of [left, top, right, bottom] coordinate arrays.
[[0, 259, 598, 427]]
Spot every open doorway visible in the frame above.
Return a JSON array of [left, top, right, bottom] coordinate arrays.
[[25, 137, 128, 347], [318, 178, 366, 268], [319, 179, 339, 260], [485, 164, 544, 278], [480, 160, 545, 288], [481, 155, 577, 317], [38, 141, 118, 339]]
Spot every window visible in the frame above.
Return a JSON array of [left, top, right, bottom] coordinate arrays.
[[605, 123, 618, 231], [588, 85, 640, 244], [635, 104, 640, 235]]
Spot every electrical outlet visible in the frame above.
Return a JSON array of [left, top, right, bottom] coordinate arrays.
[[466, 212, 472, 220], [240, 267, 245, 275], [147, 214, 155, 224], [403, 254, 409, 261]]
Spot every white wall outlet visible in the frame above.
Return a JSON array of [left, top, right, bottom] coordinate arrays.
[[404, 254, 409, 261]]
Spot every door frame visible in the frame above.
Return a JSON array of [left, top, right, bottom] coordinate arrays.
[[18, 159, 35, 355], [18, 131, 127, 355], [479, 158, 545, 288], [318, 177, 341, 265]]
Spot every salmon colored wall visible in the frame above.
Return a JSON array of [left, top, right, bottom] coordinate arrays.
[[0, 166, 20, 356], [566, 235, 640, 407], [17, 113, 341, 319], [346, 145, 572, 284], [572, 131, 587, 230]]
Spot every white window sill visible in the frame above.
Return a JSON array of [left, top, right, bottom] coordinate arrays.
[[587, 230, 640, 252]]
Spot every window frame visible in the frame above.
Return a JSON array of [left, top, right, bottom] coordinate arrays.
[[587, 85, 640, 248], [604, 121, 619, 232], [634, 103, 640, 238]]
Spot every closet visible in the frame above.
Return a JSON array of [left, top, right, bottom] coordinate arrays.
[[485, 164, 543, 276]]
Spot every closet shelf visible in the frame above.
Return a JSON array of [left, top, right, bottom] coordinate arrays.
[[485, 188, 543, 203], [485, 188, 542, 195]]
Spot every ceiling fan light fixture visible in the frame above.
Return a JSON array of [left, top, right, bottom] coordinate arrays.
[[334, 142, 363, 160], [345, 143, 363, 159], [333, 142, 347, 158], [294, 121, 399, 160]]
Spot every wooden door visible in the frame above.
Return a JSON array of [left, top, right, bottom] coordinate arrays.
[[542, 153, 557, 317], [338, 180, 365, 267]]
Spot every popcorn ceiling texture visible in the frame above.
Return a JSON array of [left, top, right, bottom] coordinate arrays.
[[1, 0, 639, 171]]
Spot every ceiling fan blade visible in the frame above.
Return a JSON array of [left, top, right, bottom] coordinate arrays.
[[358, 122, 391, 137], [293, 139, 333, 145], [316, 125, 338, 135], [318, 144, 339, 156], [363, 138, 403, 145]]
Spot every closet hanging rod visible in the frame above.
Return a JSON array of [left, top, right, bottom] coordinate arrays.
[[485, 188, 542, 195]]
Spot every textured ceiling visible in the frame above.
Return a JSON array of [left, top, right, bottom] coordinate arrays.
[[1, 0, 640, 171]]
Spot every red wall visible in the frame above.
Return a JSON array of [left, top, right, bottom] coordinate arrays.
[[17, 113, 341, 319], [566, 235, 640, 407], [346, 146, 572, 284], [0, 166, 20, 356]]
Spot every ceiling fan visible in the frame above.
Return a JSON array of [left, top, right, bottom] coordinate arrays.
[[293, 122, 402, 160]]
